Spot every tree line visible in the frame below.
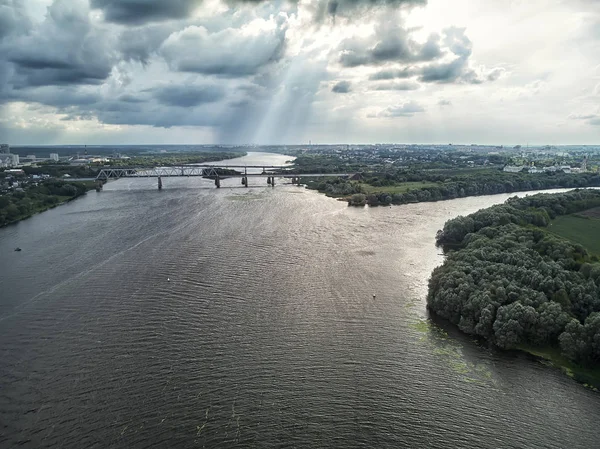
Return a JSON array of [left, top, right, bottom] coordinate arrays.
[[0, 180, 91, 227], [428, 190, 600, 367], [310, 171, 600, 206]]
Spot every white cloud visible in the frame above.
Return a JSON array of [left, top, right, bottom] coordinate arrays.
[[0, 0, 599, 144]]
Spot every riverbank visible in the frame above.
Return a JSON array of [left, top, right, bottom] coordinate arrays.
[[0, 180, 95, 227], [518, 345, 600, 390]]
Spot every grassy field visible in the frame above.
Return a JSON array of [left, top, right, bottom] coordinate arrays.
[[359, 181, 438, 194], [577, 206, 600, 219], [548, 214, 600, 256]]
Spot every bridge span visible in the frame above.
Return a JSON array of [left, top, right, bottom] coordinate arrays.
[[95, 165, 353, 189]]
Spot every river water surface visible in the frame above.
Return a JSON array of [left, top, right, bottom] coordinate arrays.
[[1, 153, 598, 448]]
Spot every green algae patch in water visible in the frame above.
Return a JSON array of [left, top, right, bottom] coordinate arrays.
[[410, 318, 495, 386]]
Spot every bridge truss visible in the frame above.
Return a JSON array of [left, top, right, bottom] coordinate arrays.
[[96, 166, 224, 180]]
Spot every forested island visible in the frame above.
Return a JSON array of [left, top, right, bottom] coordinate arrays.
[[0, 180, 94, 227], [305, 170, 600, 206], [427, 189, 600, 385]]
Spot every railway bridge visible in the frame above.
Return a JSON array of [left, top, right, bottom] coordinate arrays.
[[95, 165, 354, 189]]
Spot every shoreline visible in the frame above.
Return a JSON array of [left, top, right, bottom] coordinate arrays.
[[1, 182, 95, 228], [518, 345, 600, 390]]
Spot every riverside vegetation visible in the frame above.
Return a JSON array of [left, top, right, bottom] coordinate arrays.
[[306, 170, 600, 206], [427, 189, 600, 384], [0, 180, 93, 227]]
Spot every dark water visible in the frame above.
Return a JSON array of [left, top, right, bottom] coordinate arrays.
[[1, 160, 598, 448]]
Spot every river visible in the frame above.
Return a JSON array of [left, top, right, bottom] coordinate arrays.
[[0, 152, 598, 448]]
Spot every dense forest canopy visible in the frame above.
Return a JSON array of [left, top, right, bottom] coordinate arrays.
[[428, 190, 600, 367]]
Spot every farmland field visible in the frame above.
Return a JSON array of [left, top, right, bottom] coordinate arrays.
[[548, 213, 600, 256]]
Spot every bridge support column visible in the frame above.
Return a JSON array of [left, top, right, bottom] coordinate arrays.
[[267, 176, 271, 185], [272, 176, 275, 187], [215, 176, 221, 188], [158, 176, 162, 190]]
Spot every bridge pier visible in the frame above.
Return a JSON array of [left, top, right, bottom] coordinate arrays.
[[158, 176, 162, 190], [215, 176, 221, 188]]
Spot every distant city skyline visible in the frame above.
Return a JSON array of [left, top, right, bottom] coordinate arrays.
[[1, 0, 599, 145]]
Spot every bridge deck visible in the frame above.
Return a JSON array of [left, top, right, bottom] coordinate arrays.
[[96, 166, 351, 180]]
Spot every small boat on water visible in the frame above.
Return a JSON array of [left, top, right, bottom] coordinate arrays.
[[14, 247, 22, 252]]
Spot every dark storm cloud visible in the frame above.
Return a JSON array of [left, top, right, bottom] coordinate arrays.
[[419, 57, 470, 83], [90, 0, 202, 25], [119, 94, 146, 103], [314, 0, 427, 22], [332, 80, 351, 93], [338, 18, 443, 67], [373, 81, 419, 90], [152, 85, 225, 107], [161, 22, 287, 77], [0, 0, 31, 40], [22, 88, 102, 107], [343, 25, 492, 85], [4, 0, 116, 88], [119, 23, 179, 64], [94, 103, 224, 128], [369, 68, 415, 80], [417, 28, 483, 84]]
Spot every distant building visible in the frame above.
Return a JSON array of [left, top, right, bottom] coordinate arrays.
[[528, 167, 544, 174], [0, 144, 9, 154], [50, 153, 59, 162], [503, 165, 524, 173]]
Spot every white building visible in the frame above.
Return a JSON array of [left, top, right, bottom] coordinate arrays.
[[0, 153, 19, 167], [50, 153, 59, 161]]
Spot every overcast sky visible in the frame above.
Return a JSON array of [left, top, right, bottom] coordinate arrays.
[[0, 0, 599, 145]]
